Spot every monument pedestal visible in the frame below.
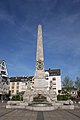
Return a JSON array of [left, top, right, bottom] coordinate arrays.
[[34, 79, 48, 91], [23, 88, 57, 104]]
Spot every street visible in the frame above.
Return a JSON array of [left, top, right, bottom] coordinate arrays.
[[0, 102, 80, 120]]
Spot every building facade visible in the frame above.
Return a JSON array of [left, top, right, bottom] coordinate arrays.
[[9, 69, 61, 96], [10, 76, 33, 95], [0, 60, 8, 80], [0, 60, 9, 97], [45, 69, 61, 95]]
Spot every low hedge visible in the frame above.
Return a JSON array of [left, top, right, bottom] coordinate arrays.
[[57, 95, 69, 101], [12, 95, 23, 101]]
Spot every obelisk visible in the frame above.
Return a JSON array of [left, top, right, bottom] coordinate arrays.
[[22, 24, 57, 106], [34, 24, 48, 90], [36, 24, 44, 65]]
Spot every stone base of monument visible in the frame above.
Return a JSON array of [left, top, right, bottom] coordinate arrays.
[[23, 89, 57, 108], [6, 87, 74, 111], [6, 89, 74, 111], [6, 100, 74, 111]]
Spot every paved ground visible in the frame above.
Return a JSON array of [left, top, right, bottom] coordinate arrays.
[[0, 102, 80, 120]]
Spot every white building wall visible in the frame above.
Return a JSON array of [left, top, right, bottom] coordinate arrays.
[[18, 82, 22, 92], [55, 76, 61, 94], [0, 60, 8, 78], [47, 76, 61, 95], [20, 82, 27, 92]]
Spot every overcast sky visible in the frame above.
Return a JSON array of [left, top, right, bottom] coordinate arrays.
[[0, 0, 80, 80]]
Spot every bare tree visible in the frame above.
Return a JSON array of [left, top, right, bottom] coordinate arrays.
[[75, 77, 80, 90], [62, 76, 73, 88]]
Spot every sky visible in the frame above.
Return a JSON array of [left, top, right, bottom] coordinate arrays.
[[0, 0, 80, 80]]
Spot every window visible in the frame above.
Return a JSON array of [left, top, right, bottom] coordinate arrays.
[[16, 90, 19, 93], [12, 86, 14, 89], [1, 66, 4, 70], [45, 77, 48, 80], [12, 83, 15, 85], [12, 90, 14, 93], [16, 86, 19, 89], [53, 88, 56, 90], [1, 71, 6, 74], [53, 83, 56, 85], [52, 78, 56, 81], [2, 62, 5, 66], [26, 83, 27, 85], [17, 82, 19, 85]]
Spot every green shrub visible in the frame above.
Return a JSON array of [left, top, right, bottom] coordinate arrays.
[[57, 95, 69, 101], [12, 95, 23, 101]]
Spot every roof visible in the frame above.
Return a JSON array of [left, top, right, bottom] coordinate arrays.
[[9, 76, 34, 82], [45, 69, 61, 76]]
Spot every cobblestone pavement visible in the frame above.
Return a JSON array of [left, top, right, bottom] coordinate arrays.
[[0, 102, 80, 120]]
